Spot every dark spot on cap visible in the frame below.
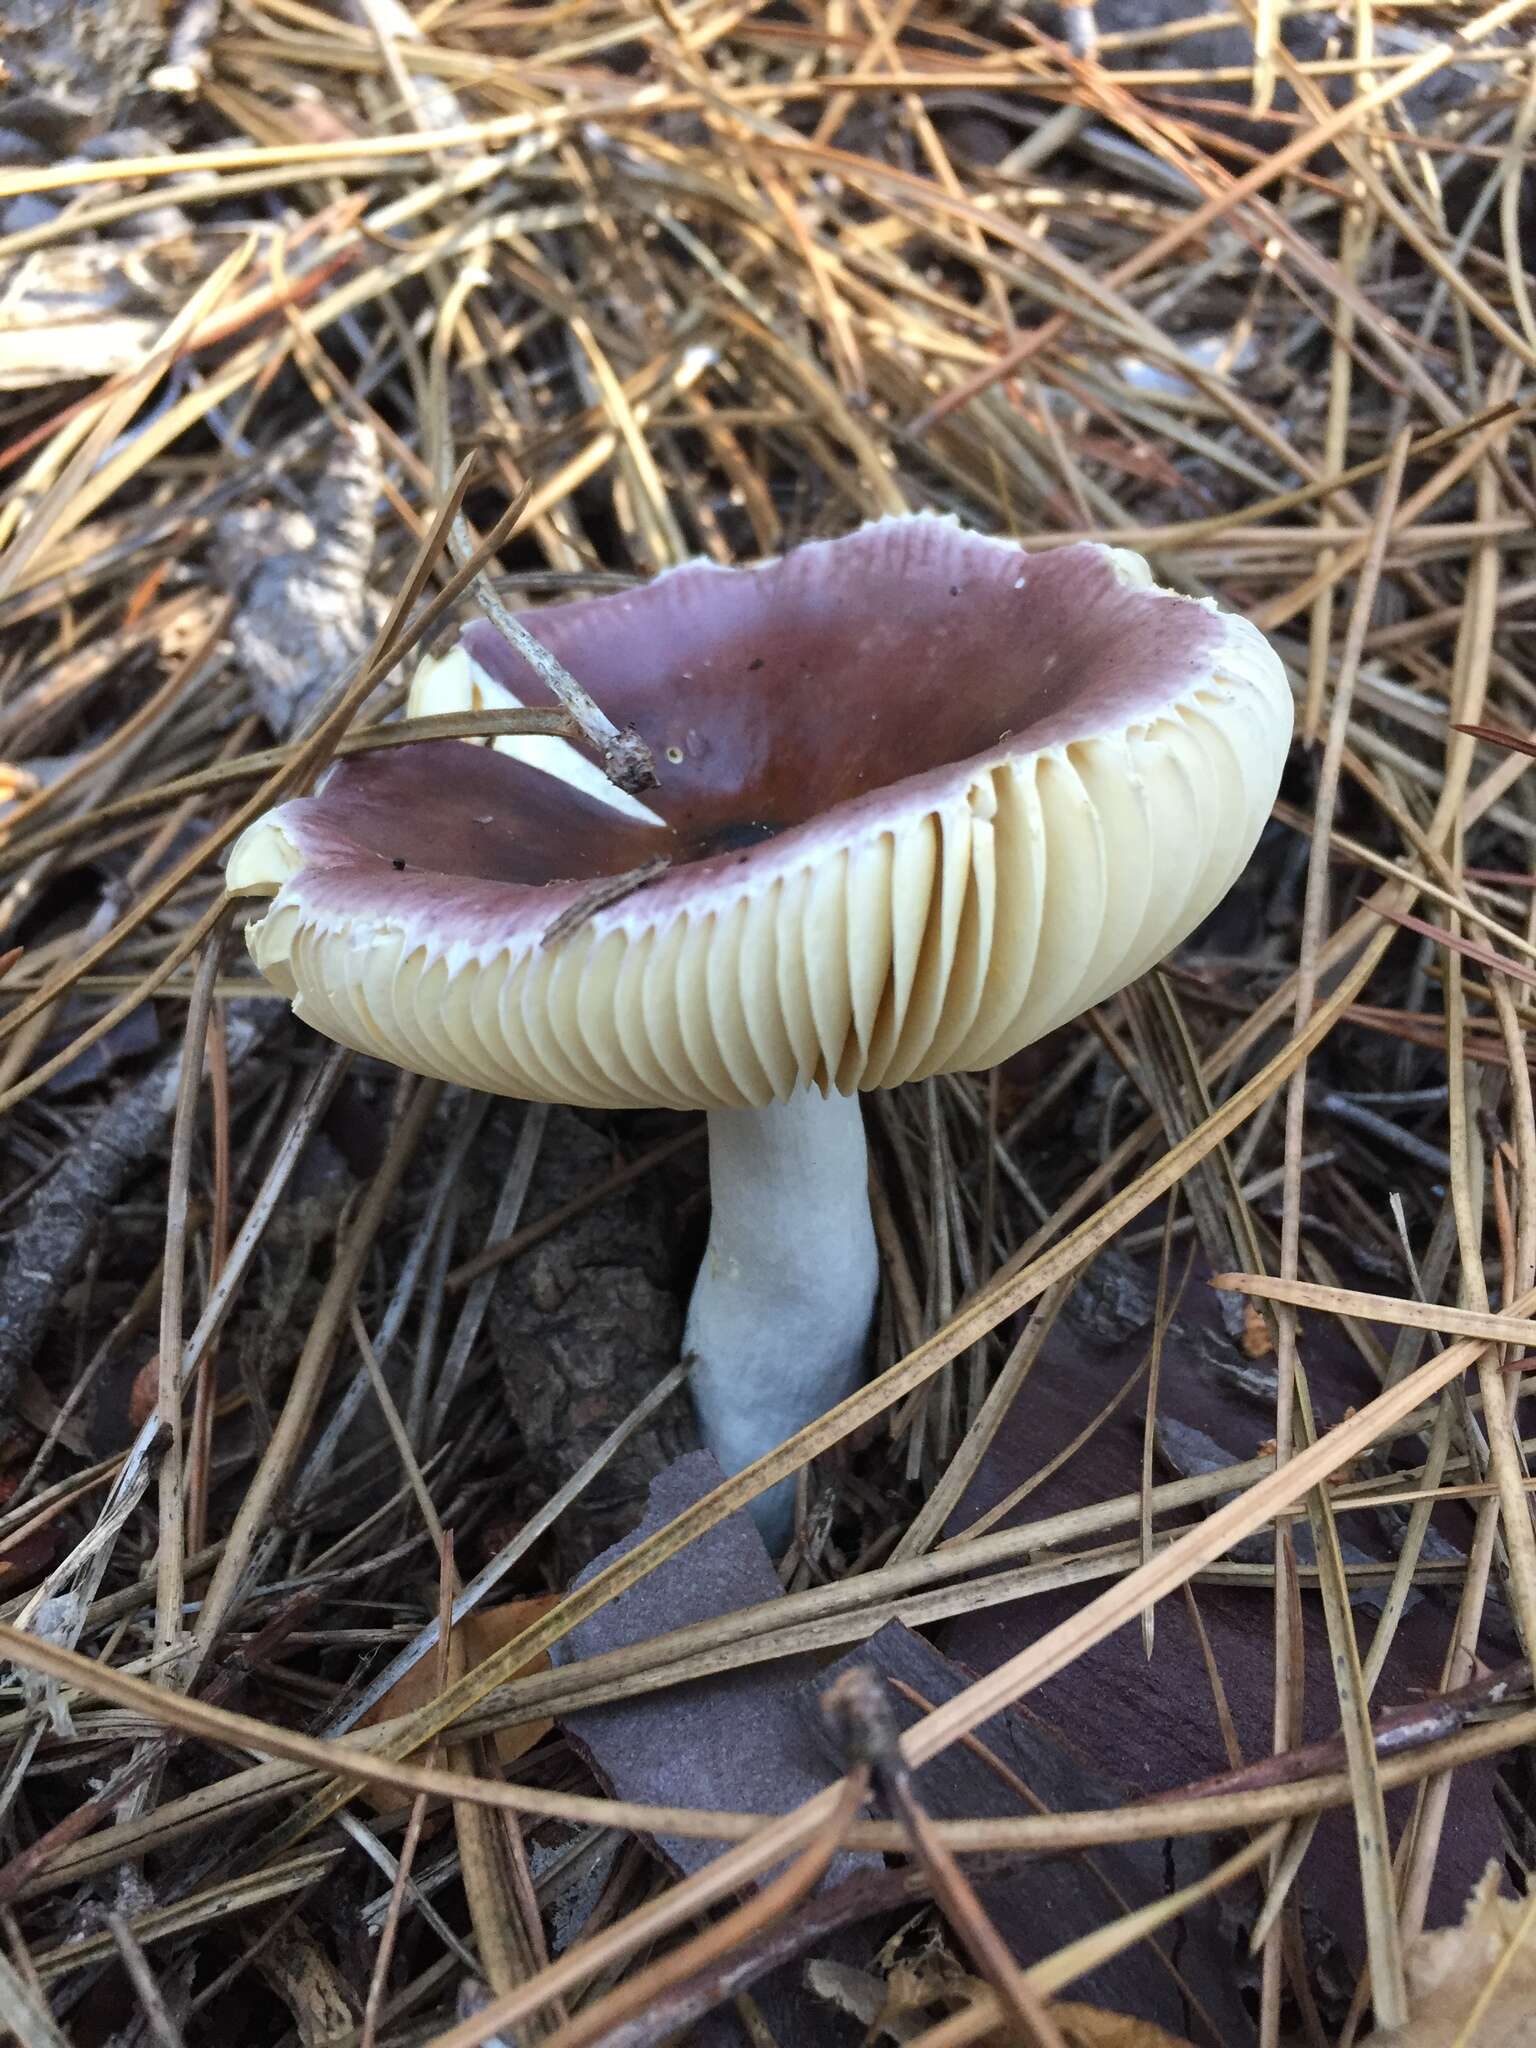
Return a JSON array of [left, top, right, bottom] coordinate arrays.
[[747, 656, 764, 671], [392, 857, 406, 870], [696, 818, 783, 856], [949, 585, 960, 596]]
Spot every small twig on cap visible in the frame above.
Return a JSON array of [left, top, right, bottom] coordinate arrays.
[[822, 1667, 1070, 2048], [465, 566, 659, 797], [426, 298, 656, 792], [431, 447, 657, 793], [427, 262, 656, 791], [540, 856, 671, 948]]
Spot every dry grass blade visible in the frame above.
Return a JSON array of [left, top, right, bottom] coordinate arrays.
[[1213, 1273, 1536, 1352], [153, 919, 230, 1697], [6, 1578, 1536, 1860], [0, 1948, 72, 2048]]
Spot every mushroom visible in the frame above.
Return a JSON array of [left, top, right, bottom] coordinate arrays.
[[225, 514, 1293, 1544]]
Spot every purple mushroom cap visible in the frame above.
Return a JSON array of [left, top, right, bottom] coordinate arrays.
[[226, 515, 1292, 1109]]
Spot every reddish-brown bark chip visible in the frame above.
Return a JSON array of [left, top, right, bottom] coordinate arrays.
[[801, 1623, 1256, 2045], [938, 1249, 1505, 1998]]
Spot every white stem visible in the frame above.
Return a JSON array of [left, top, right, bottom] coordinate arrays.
[[684, 1088, 879, 1548]]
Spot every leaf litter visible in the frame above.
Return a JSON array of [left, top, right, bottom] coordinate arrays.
[[0, 0, 1535, 2044]]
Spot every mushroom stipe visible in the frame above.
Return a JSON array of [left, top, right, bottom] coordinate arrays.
[[225, 512, 1293, 1547]]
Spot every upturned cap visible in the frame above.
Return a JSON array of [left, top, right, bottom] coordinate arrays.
[[226, 515, 1293, 1109]]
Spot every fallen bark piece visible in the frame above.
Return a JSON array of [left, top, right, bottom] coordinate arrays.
[[553, 1450, 874, 1886], [801, 1624, 1253, 2046], [941, 1249, 1508, 1992], [480, 1104, 691, 1576], [216, 422, 383, 740]]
